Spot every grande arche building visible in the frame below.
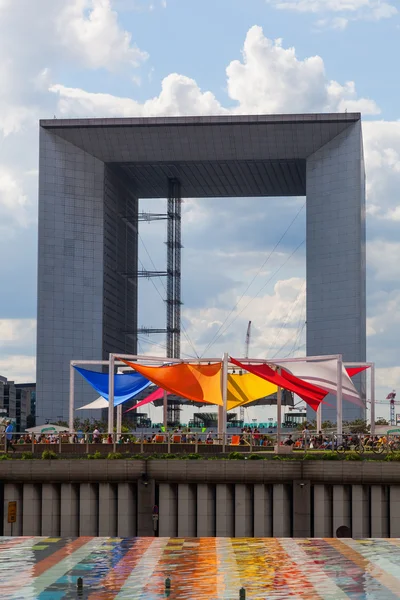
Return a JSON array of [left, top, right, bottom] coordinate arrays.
[[37, 113, 366, 424]]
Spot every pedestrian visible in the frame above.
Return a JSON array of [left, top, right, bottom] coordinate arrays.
[[5, 421, 16, 453]]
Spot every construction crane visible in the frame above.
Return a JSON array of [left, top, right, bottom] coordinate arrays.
[[240, 321, 252, 424], [371, 390, 397, 425]]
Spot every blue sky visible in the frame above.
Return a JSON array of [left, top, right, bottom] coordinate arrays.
[[0, 0, 400, 422]]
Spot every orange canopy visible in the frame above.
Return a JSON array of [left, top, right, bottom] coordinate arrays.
[[119, 360, 223, 406]]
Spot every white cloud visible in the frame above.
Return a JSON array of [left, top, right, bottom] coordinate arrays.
[[226, 27, 380, 114], [268, 0, 398, 22], [0, 167, 35, 232], [0, 319, 36, 382], [368, 240, 400, 281], [50, 73, 227, 117], [50, 27, 380, 117], [57, 0, 148, 70]]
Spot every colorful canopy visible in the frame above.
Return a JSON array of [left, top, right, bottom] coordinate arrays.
[[227, 373, 277, 410], [230, 357, 327, 411], [274, 359, 363, 407], [74, 367, 151, 406], [119, 360, 223, 406], [125, 387, 170, 413]]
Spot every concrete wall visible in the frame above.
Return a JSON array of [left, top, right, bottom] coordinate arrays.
[[1, 460, 400, 538]]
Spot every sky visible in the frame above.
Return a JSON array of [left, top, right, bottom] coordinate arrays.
[[0, 0, 400, 423]]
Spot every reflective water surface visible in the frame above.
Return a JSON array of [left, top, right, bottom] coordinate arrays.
[[0, 537, 399, 599]]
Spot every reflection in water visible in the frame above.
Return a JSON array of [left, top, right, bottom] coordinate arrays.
[[0, 537, 399, 599]]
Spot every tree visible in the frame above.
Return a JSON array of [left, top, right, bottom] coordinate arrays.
[[375, 418, 389, 426], [343, 419, 370, 434]]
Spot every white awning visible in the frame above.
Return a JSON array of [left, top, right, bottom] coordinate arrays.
[[77, 397, 108, 410]]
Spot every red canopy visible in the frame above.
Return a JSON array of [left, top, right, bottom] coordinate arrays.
[[230, 357, 328, 411], [346, 366, 370, 377]]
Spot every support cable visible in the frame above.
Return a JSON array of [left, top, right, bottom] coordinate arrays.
[[201, 239, 305, 356], [200, 202, 305, 357]]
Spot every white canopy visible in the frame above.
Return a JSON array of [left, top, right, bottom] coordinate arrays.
[[26, 424, 69, 434], [274, 358, 364, 407], [77, 397, 108, 410]]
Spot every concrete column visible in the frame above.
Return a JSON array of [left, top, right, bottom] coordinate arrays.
[[293, 480, 311, 537], [178, 484, 196, 537], [118, 483, 137, 537], [306, 121, 366, 423], [352, 485, 369, 538], [390, 486, 400, 538], [371, 485, 389, 538], [41, 484, 60, 537], [273, 484, 291, 537], [137, 479, 155, 536], [3, 483, 23, 536], [79, 483, 98, 536], [60, 483, 79, 537], [22, 483, 41, 536], [159, 483, 178, 537], [99, 483, 117, 537], [333, 485, 351, 537], [216, 484, 234, 537], [314, 484, 332, 537], [197, 484, 215, 537], [253, 484, 272, 537], [235, 484, 253, 537]]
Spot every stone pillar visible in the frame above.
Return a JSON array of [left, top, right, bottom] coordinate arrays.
[[79, 483, 98, 536], [390, 486, 400, 538], [333, 485, 351, 536], [22, 483, 41, 536], [137, 479, 155, 536], [197, 484, 215, 537], [314, 484, 332, 537], [118, 483, 137, 537], [178, 484, 196, 537], [3, 483, 23, 536], [159, 483, 178, 537], [352, 485, 369, 538], [253, 484, 272, 537], [60, 483, 79, 537], [99, 483, 117, 537], [42, 483, 61, 537], [272, 484, 291, 537], [306, 121, 366, 423], [293, 480, 311, 537], [216, 484, 234, 537], [235, 484, 253, 537], [371, 485, 389, 538]]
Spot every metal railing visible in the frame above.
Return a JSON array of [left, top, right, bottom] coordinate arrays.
[[1, 431, 399, 457]]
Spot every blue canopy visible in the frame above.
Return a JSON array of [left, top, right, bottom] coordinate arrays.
[[74, 367, 150, 405]]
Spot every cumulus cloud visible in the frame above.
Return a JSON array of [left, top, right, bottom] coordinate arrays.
[[0, 167, 35, 233], [50, 27, 380, 117], [57, 0, 148, 70], [0, 319, 36, 382], [268, 0, 398, 26], [226, 27, 380, 114]]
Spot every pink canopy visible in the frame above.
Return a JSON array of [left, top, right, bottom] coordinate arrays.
[[125, 387, 170, 413]]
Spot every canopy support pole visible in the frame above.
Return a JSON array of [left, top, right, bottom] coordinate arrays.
[[277, 367, 282, 446], [218, 353, 228, 436], [108, 354, 115, 434], [116, 404, 122, 439], [337, 355, 343, 438], [163, 390, 168, 431], [69, 362, 74, 432], [316, 404, 322, 433], [370, 363, 375, 437]]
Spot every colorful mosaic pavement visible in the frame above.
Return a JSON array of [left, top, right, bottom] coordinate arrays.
[[0, 537, 400, 599]]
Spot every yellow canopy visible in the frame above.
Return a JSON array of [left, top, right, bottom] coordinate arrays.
[[227, 373, 277, 410]]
